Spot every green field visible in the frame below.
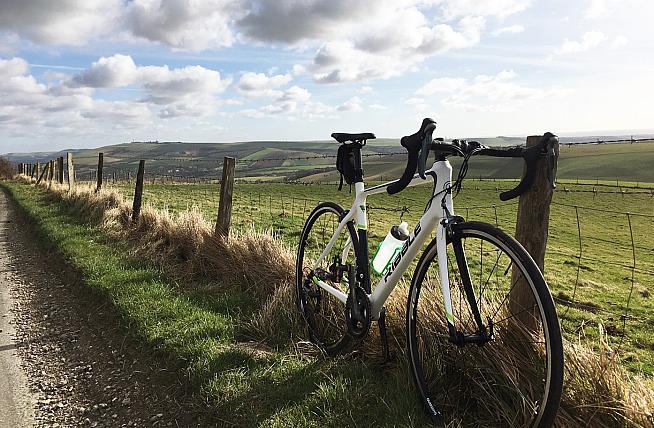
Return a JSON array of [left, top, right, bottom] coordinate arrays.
[[11, 139, 654, 183], [98, 178, 654, 374]]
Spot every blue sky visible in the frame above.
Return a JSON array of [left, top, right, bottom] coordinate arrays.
[[0, 0, 652, 153]]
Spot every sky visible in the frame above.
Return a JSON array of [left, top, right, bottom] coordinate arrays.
[[0, 0, 653, 153]]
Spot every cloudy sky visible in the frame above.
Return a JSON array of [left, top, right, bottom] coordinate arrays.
[[0, 0, 652, 153]]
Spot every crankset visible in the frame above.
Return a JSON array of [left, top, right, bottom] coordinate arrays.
[[345, 286, 371, 339]]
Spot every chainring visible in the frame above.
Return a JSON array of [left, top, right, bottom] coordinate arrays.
[[345, 286, 372, 339]]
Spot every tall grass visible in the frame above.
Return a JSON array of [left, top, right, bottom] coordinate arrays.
[[16, 174, 654, 426]]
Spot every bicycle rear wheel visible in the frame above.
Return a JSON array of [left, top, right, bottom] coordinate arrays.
[[296, 202, 357, 355], [407, 221, 563, 427]]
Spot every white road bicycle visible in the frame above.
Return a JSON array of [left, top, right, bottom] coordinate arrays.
[[296, 119, 564, 427]]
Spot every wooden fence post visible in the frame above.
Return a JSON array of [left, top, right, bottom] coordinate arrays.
[[37, 162, 48, 184], [96, 153, 104, 192], [215, 156, 236, 237], [67, 153, 75, 190], [132, 160, 146, 222], [48, 160, 54, 182], [34, 163, 40, 181], [510, 135, 559, 322], [57, 157, 64, 184]]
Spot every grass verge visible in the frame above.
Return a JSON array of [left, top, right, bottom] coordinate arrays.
[[5, 177, 654, 427], [2, 180, 431, 427]]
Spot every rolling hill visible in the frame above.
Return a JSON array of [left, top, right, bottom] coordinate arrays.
[[6, 137, 654, 184]]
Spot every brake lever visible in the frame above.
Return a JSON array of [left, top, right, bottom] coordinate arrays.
[[418, 123, 437, 179], [546, 139, 557, 190]]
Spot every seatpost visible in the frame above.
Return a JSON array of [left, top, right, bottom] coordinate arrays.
[[352, 143, 364, 183]]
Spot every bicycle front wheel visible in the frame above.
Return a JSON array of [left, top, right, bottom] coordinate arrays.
[[407, 221, 563, 427]]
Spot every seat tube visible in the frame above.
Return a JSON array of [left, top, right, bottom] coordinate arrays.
[[354, 182, 371, 293]]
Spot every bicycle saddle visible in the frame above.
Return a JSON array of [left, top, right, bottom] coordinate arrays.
[[331, 132, 376, 144]]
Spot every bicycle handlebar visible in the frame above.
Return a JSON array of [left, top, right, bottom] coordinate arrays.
[[387, 118, 436, 195], [389, 118, 558, 201], [489, 132, 557, 201]]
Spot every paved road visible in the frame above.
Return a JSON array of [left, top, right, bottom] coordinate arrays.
[[0, 191, 35, 427]]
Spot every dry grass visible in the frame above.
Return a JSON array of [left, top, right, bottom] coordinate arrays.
[[0, 157, 16, 179], [16, 173, 654, 427]]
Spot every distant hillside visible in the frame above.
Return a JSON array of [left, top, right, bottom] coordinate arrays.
[[6, 136, 654, 183]]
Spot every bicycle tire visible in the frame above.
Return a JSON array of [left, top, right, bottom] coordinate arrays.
[[407, 221, 563, 427], [296, 202, 357, 355]]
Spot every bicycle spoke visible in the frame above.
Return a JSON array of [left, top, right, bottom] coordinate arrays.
[[493, 303, 539, 326], [408, 226, 561, 426]]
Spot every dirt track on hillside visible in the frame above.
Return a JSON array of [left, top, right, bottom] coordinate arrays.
[[0, 188, 202, 427]]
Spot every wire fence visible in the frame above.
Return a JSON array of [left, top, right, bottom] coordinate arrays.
[[18, 135, 654, 374], [88, 173, 654, 368]]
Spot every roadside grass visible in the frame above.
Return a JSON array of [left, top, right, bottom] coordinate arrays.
[[104, 179, 654, 374], [6, 177, 654, 426], [2, 180, 433, 427]]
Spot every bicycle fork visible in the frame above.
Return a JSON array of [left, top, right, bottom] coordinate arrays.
[[439, 220, 493, 346]]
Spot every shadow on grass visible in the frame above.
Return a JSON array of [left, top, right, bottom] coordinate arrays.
[[7, 182, 431, 426]]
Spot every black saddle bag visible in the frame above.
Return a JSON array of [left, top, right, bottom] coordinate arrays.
[[336, 144, 356, 190]]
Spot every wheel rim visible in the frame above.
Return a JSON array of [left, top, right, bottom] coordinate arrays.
[[297, 206, 355, 350], [409, 228, 555, 427]]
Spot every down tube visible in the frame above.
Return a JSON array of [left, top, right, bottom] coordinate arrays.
[[369, 212, 440, 318]]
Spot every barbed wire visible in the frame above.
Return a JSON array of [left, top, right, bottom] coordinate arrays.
[[56, 136, 654, 164]]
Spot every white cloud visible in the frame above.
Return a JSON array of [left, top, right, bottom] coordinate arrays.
[[139, 65, 230, 104], [358, 86, 374, 94], [418, 77, 467, 94], [261, 101, 297, 115], [0, 0, 121, 45], [71, 54, 139, 88], [278, 86, 311, 103], [237, 85, 312, 117], [80, 100, 152, 126], [310, 15, 485, 84], [405, 97, 429, 111], [0, 56, 152, 137], [437, 0, 531, 20], [238, 108, 266, 119], [611, 35, 629, 48], [300, 101, 337, 119], [291, 64, 306, 76], [556, 31, 607, 54], [236, 1, 509, 84], [369, 104, 387, 110], [0, 0, 535, 88], [337, 96, 363, 112], [584, 0, 621, 19], [418, 70, 549, 112], [492, 24, 525, 36], [237, 0, 374, 44], [125, 0, 236, 51], [237, 72, 292, 98], [68, 54, 231, 117]]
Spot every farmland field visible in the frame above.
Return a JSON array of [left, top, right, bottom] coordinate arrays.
[[102, 178, 654, 374], [12, 139, 654, 183]]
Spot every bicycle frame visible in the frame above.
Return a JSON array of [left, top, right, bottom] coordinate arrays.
[[312, 159, 457, 327]]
